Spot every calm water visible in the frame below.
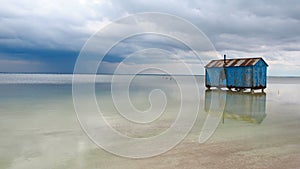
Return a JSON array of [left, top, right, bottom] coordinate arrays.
[[0, 74, 299, 169]]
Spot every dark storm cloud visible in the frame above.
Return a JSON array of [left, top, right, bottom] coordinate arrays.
[[0, 0, 299, 75]]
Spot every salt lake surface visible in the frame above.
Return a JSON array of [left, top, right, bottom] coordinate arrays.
[[0, 74, 299, 169]]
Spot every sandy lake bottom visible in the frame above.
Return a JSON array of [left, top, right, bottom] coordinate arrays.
[[0, 74, 299, 169]]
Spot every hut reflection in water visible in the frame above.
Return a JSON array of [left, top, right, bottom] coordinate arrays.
[[204, 90, 266, 124]]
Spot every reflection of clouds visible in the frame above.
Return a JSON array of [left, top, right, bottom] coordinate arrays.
[[74, 13, 209, 158], [267, 82, 300, 105]]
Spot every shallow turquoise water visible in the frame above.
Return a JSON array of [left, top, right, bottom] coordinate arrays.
[[0, 74, 299, 169]]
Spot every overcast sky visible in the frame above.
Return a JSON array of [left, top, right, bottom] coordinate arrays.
[[0, 0, 299, 76]]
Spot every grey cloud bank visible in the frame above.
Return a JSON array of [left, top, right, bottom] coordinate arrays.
[[0, 0, 299, 75]]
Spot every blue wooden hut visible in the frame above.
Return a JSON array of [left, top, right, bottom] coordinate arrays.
[[205, 56, 268, 92]]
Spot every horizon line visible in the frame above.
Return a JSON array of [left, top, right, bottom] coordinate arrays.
[[0, 72, 299, 78]]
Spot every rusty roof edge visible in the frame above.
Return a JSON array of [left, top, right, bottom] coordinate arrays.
[[204, 57, 268, 68], [208, 57, 263, 62]]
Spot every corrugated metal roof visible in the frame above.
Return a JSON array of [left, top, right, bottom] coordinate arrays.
[[205, 57, 266, 68]]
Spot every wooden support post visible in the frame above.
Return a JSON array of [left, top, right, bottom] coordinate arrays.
[[222, 111, 224, 124]]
